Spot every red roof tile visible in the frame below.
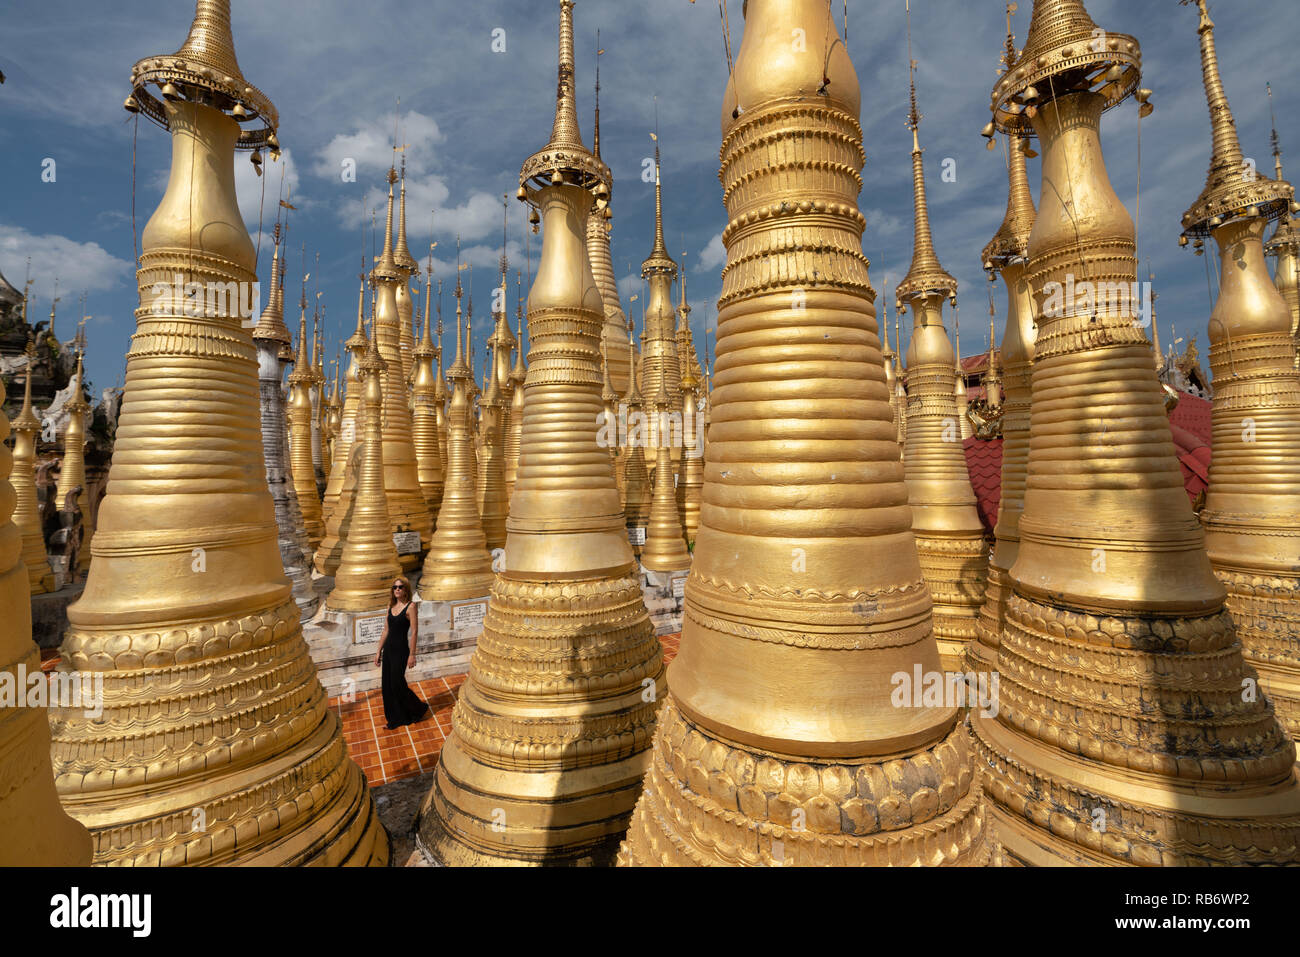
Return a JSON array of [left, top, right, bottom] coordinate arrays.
[[963, 437, 1003, 536]]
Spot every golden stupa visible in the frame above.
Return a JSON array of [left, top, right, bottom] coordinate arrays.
[[252, 223, 319, 621], [371, 172, 433, 570], [54, 348, 94, 578], [972, 0, 1300, 865], [588, 61, 632, 397], [970, 126, 1037, 674], [10, 355, 56, 594], [287, 300, 325, 553], [52, 0, 388, 865], [641, 374, 692, 572], [503, 276, 528, 503], [1180, 0, 1300, 753], [0, 393, 92, 865], [620, 342, 651, 555], [417, 0, 664, 865], [478, 238, 515, 552], [314, 278, 369, 577], [896, 51, 989, 672], [419, 278, 495, 601], [326, 317, 403, 613], [412, 270, 445, 518], [1265, 93, 1300, 355], [677, 274, 704, 548], [394, 161, 420, 387], [621, 0, 988, 867], [639, 146, 684, 458]]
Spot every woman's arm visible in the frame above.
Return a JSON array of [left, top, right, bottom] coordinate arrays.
[[374, 618, 389, 667], [407, 604, 418, 667]]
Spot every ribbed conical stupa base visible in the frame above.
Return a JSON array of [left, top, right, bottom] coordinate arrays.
[[1182, 3, 1300, 758], [49, 94, 386, 866], [0, 400, 92, 865], [328, 324, 402, 613], [621, 0, 987, 867], [642, 435, 691, 572], [419, 4, 662, 860], [970, 135, 1037, 674], [972, 79, 1300, 865], [419, 180, 663, 866], [11, 366, 57, 594]]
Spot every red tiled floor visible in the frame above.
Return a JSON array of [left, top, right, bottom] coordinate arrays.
[[326, 632, 683, 789]]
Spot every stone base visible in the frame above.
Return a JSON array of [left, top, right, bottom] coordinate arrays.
[[639, 565, 689, 636], [304, 576, 487, 697], [30, 581, 85, 649]]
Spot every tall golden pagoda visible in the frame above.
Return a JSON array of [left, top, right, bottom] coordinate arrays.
[[55, 348, 94, 577], [419, 277, 494, 601], [972, 0, 1300, 866], [588, 52, 632, 396], [1180, 0, 1300, 752], [882, 290, 900, 437], [418, 0, 663, 866], [952, 317, 973, 441], [10, 356, 56, 594], [639, 142, 683, 456], [394, 160, 421, 386], [309, 313, 327, 494], [676, 268, 704, 545], [54, 0, 387, 865], [621, 342, 651, 555], [503, 275, 528, 503], [621, 0, 987, 867], [252, 223, 318, 621], [894, 304, 908, 446], [478, 229, 515, 551], [600, 337, 621, 484], [288, 298, 325, 552], [0, 395, 92, 865], [412, 269, 445, 517], [433, 280, 450, 483], [896, 42, 988, 671], [327, 318, 403, 612], [642, 375, 691, 572], [314, 275, 369, 577], [325, 357, 342, 470], [371, 171, 433, 570], [1264, 87, 1300, 357], [970, 127, 1037, 674]]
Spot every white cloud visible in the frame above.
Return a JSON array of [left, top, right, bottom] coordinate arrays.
[[0, 224, 132, 305], [312, 111, 445, 180], [697, 231, 726, 272]]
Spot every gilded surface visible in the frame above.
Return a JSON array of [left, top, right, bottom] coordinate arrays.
[[417, 1, 662, 866], [974, 0, 1300, 867], [622, 0, 986, 867], [51, 18, 386, 863]]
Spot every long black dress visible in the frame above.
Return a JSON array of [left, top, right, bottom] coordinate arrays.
[[380, 603, 429, 730]]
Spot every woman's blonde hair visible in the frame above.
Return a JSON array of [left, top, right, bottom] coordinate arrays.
[[390, 577, 412, 603]]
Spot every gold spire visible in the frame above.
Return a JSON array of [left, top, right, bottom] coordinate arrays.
[[897, 25, 957, 305], [896, 11, 987, 667], [287, 304, 324, 550], [419, 261, 494, 602], [10, 356, 56, 594], [56, 0, 385, 865], [641, 375, 691, 571], [983, 136, 1036, 267], [621, 338, 651, 548], [315, 270, 373, 577], [0, 377, 92, 863], [1181, 0, 1300, 764], [988, 0, 1140, 138], [394, 159, 420, 274], [252, 223, 291, 346], [54, 349, 94, 578], [418, 0, 661, 866], [126, 0, 278, 150], [972, 0, 1300, 868], [326, 316, 403, 612], [1264, 84, 1300, 351], [622, 0, 987, 867], [503, 273, 528, 503], [369, 168, 434, 569], [1181, 0, 1292, 238], [412, 262, 445, 517]]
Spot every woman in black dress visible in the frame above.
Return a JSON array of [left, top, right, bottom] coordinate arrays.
[[374, 578, 430, 730]]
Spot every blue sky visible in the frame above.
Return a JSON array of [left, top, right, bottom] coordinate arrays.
[[2, 0, 1297, 397]]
